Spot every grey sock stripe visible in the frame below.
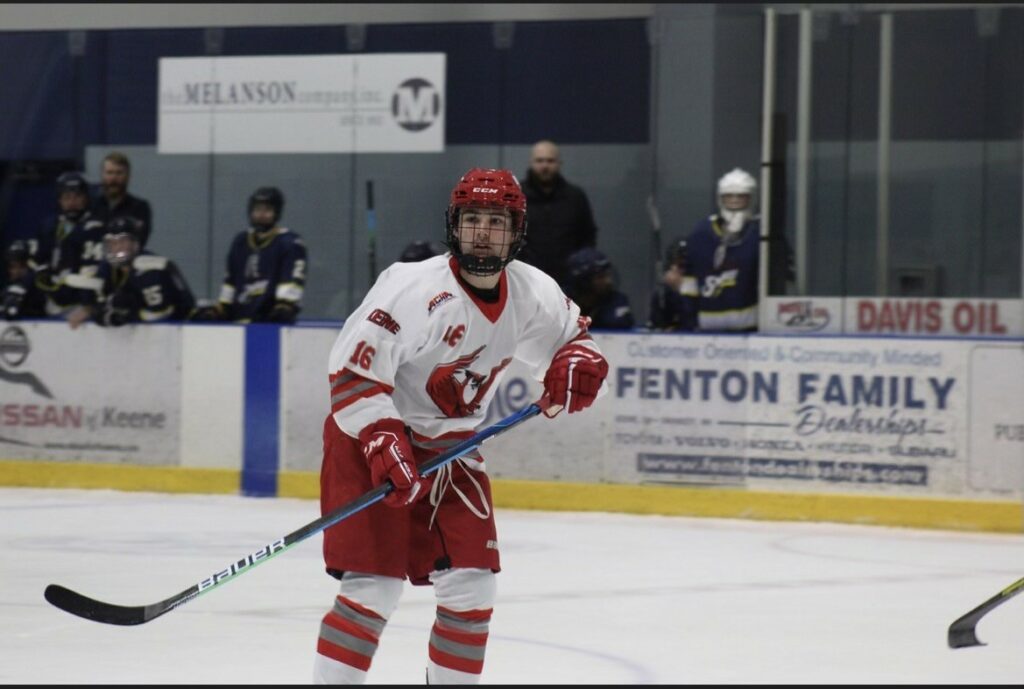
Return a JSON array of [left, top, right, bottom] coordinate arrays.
[[319, 620, 379, 658], [331, 598, 387, 636], [436, 609, 490, 634], [429, 629, 488, 661]]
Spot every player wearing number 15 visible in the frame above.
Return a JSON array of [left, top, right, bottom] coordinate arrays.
[[192, 186, 307, 324], [314, 168, 610, 684], [65, 216, 197, 329]]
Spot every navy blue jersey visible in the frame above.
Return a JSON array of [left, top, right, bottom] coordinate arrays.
[[579, 290, 634, 330], [2, 272, 49, 320], [647, 282, 698, 332], [88, 253, 196, 325], [218, 226, 307, 323], [685, 215, 760, 332], [28, 211, 107, 310]]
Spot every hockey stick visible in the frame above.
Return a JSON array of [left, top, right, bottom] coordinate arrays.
[[44, 400, 548, 626], [366, 179, 377, 287], [947, 576, 1024, 649]]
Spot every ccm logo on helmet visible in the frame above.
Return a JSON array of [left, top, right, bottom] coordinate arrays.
[[472, 187, 499, 193]]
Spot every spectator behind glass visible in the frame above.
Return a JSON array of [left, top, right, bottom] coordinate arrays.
[[516, 139, 599, 289], [191, 186, 307, 324], [685, 168, 762, 333], [648, 236, 698, 332], [2, 240, 48, 320], [93, 151, 153, 249], [565, 246, 634, 330], [66, 216, 197, 330]]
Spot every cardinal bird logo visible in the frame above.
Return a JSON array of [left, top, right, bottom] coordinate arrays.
[[426, 345, 512, 418]]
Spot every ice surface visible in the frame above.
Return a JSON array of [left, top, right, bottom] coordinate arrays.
[[2, 487, 1022, 684]]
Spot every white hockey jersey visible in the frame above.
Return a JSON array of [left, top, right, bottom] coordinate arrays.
[[327, 255, 604, 441]]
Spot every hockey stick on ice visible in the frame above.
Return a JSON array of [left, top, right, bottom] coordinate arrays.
[[947, 576, 1024, 648], [44, 399, 549, 626]]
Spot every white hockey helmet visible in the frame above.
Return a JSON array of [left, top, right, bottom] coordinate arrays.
[[717, 168, 757, 205], [716, 168, 757, 233]]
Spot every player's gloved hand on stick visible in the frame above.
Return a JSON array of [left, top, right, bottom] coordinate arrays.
[[542, 342, 609, 418], [359, 418, 427, 508]]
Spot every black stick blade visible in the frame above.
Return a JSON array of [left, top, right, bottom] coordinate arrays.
[[45, 584, 150, 626], [947, 577, 1024, 650], [948, 622, 984, 649]]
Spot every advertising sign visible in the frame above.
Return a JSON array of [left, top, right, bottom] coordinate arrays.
[[0, 323, 182, 465], [159, 53, 446, 153]]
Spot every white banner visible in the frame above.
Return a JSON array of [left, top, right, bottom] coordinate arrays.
[[484, 334, 1024, 500], [0, 323, 181, 465], [158, 53, 446, 153]]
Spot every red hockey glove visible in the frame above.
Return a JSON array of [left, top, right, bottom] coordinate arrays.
[[359, 418, 427, 508], [542, 342, 609, 417]]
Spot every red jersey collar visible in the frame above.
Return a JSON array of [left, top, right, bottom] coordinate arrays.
[[448, 256, 508, 324]]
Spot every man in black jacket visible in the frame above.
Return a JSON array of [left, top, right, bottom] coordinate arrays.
[[93, 151, 154, 249], [517, 140, 599, 289]]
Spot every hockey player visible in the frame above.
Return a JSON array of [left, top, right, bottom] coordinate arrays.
[[1, 241, 48, 320], [66, 216, 196, 328], [564, 246, 634, 330], [193, 186, 306, 324], [647, 237, 698, 332], [29, 172, 108, 315], [313, 168, 609, 684], [685, 168, 761, 332]]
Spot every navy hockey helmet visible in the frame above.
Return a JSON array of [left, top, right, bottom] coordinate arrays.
[[399, 240, 442, 263], [5, 240, 29, 265], [55, 171, 90, 219], [567, 247, 612, 283], [56, 171, 89, 198], [248, 186, 285, 229], [103, 216, 145, 266], [665, 237, 689, 270], [444, 168, 527, 276]]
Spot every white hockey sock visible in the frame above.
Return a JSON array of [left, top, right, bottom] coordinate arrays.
[[425, 568, 496, 685], [313, 573, 403, 685]]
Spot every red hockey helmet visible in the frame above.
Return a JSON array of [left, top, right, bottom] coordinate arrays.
[[444, 168, 527, 275]]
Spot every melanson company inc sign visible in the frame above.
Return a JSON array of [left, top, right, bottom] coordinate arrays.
[[158, 53, 446, 154]]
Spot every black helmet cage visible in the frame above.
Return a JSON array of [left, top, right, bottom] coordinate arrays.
[[444, 206, 527, 276]]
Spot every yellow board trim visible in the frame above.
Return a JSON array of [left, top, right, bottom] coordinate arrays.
[[275, 471, 1022, 534], [3, 462, 1020, 534], [0, 459, 239, 494]]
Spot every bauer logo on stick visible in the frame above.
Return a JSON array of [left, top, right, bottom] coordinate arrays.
[[197, 539, 286, 592]]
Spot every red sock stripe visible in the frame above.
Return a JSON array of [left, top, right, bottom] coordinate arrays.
[[428, 645, 484, 675], [323, 610, 380, 644], [432, 621, 489, 647], [317, 637, 372, 672], [437, 606, 493, 623]]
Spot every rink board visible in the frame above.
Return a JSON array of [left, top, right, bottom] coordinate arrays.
[[1, 322, 1021, 532]]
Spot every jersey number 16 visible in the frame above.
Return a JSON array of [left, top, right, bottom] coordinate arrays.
[[349, 341, 375, 370]]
